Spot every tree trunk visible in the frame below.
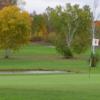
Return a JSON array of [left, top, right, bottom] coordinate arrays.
[[5, 49, 10, 59]]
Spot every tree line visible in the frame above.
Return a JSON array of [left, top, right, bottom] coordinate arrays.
[[0, 4, 100, 59], [31, 4, 92, 58]]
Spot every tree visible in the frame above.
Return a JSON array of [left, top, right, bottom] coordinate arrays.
[[46, 4, 92, 58], [10, 0, 17, 5], [0, 0, 17, 9], [95, 21, 100, 38], [0, 6, 31, 58], [31, 13, 47, 41]]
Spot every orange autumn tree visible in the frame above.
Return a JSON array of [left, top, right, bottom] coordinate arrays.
[[95, 21, 100, 38], [0, 6, 31, 58]]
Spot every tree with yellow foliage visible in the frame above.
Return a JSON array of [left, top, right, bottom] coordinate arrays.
[[0, 6, 31, 58]]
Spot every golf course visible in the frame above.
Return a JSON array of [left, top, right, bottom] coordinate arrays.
[[0, 43, 100, 100], [0, 0, 100, 99], [0, 43, 99, 72], [0, 74, 100, 100]]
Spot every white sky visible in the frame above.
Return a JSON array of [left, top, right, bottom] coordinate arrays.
[[23, 0, 100, 20]]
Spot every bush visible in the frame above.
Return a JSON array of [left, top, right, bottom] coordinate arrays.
[[55, 35, 73, 58]]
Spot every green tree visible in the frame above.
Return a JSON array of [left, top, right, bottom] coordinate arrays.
[[0, 6, 31, 58], [10, 0, 17, 5], [31, 13, 47, 41], [46, 4, 92, 58]]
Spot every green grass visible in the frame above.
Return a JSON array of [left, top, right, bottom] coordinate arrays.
[[0, 43, 100, 72], [0, 74, 100, 100]]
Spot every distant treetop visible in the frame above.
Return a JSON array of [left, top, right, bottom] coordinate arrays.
[[0, 0, 17, 9]]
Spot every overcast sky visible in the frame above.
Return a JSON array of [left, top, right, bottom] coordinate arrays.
[[23, 0, 100, 20]]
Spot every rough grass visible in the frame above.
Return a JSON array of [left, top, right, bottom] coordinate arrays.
[[0, 74, 100, 100], [0, 43, 100, 72]]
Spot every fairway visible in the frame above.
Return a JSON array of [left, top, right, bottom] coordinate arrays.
[[0, 43, 99, 73], [0, 74, 100, 100]]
